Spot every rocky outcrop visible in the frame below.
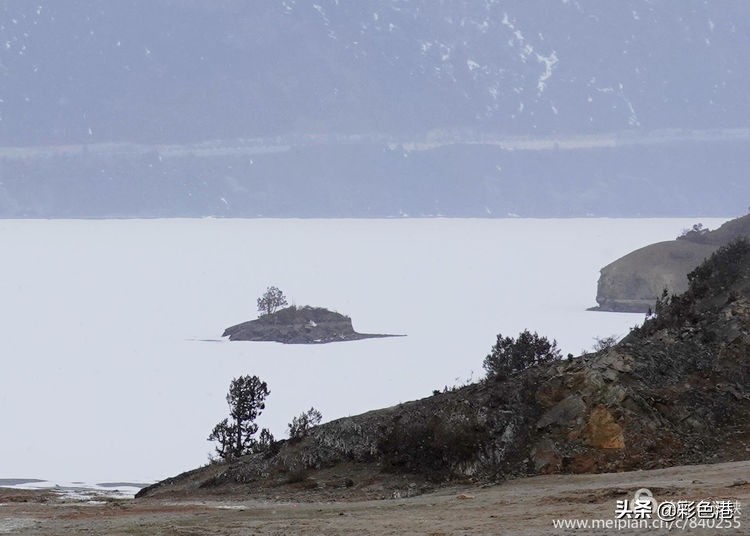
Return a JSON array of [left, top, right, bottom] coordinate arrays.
[[594, 214, 750, 312], [140, 240, 750, 499], [594, 240, 717, 312], [223, 306, 401, 344]]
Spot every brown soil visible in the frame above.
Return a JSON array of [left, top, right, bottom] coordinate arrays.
[[3, 460, 747, 535]]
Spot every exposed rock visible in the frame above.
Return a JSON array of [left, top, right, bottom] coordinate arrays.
[[594, 240, 717, 312], [530, 439, 562, 474], [222, 306, 402, 344], [536, 395, 586, 430], [593, 214, 750, 312], [585, 406, 625, 450], [140, 240, 750, 499]]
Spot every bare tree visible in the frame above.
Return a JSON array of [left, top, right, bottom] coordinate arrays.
[[257, 286, 288, 316], [592, 334, 619, 352]]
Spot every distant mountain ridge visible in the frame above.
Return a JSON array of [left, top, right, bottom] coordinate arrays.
[[1, 0, 749, 217], [2, 0, 749, 144], [2, 133, 747, 218]]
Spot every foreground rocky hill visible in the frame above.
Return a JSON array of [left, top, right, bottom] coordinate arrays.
[[594, 213, 750, 312], [140, 240, 750, 499]]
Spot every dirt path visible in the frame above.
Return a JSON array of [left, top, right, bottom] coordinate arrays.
[[2, 461, 747, 535]]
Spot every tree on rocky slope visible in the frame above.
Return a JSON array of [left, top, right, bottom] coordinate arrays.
[[288, 407, 323, 441], [483, 329, 561, 379], [208, 375, 270, 460], [592, 334, 619, 352]]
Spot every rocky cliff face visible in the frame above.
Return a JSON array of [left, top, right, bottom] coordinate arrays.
[[140, 240, 750, 499], [223, 306, 398, 344], [594, 214, 750, 312], [594, 240, 718, 312]]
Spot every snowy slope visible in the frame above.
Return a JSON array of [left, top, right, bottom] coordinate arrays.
[[1, 1, 748, 144]]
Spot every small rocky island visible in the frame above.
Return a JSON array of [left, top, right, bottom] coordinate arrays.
[[223, 306, 401, 344]]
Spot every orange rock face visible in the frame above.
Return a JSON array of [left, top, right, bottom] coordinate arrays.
[[585, 406, 625, 450]]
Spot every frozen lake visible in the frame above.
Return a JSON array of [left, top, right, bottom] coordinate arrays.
[[0, 217, 730, 485]]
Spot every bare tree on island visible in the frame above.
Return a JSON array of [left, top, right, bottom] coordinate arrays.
[[208, 375, 270, 460], [257, 286, 288, 316]]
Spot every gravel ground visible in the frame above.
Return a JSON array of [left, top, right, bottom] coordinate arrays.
[[1, 460, 747, 535]]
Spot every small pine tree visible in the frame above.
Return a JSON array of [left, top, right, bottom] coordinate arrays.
[[208, 375, 270, 460], [251, 427, 278, 456], [288, 407, 322, 441], [483, 329, 561, 379]]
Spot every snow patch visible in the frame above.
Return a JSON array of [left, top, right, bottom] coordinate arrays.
[[535, 51, 558, 94]]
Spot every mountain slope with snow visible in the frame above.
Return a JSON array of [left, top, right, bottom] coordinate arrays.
[[1, 1, 748, 217]]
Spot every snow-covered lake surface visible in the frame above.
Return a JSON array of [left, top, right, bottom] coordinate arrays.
[[0, 478, 143, 500], [0, 218, 730, 487]]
